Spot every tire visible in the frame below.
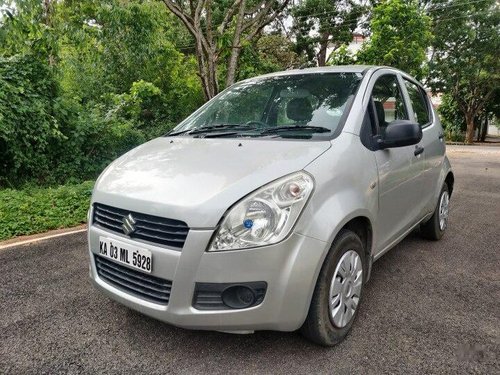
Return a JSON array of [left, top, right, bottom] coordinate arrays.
[[420, 183, 450, 241], [301, 229, 365, 346]]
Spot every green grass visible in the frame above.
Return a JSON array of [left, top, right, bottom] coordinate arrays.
[[0, 181, 94, 241]]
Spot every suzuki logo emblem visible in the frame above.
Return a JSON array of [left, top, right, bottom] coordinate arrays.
[[122, 213, 136, 235]]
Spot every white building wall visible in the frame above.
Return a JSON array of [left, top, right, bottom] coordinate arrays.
[[487, 125, 500, 136]]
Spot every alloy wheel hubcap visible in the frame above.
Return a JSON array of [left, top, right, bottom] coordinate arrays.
[[329, 250, 363, 328], [438, 191, 449, 231]]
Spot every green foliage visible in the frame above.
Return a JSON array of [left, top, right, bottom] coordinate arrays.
[[0, 55, 63, 185], [49, 99, 145, 183], [292, 0, 366, 65], [327, 44, 356, 65], [0, 181, 94, 240], [438, 94, 465, 142], [0, 55, 149, 185], [0, 0, 58, 60], [0, 0, 203, 187], [357, 0, 432, 79], [58, 0, 203, 118], [237, 34, 304, 80], [428, 0, 500, 143]]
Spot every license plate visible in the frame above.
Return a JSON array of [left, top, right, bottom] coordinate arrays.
[[98, 236, 152, 273]]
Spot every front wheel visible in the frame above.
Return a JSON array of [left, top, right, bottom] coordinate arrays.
[[421, 183, 450, 241], [301, 229, 365, 346]]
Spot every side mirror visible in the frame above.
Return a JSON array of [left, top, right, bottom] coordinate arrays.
[[378, 120, 422, 149]]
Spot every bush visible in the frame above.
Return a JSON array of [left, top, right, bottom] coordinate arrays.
[[49, 99, 146, 183], [0, 55, 159, 186], [0, 55, 63, 186], [0, 181, 94, 241]]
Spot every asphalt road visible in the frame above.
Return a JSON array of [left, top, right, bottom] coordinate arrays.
[[1, 146, 499, 374]]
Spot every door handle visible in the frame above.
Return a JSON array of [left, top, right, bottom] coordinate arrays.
[[438, 132, 444, 140], [414, 145, 424, 156]]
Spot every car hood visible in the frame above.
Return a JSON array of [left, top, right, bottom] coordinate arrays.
[[92, 137, 330, 228]]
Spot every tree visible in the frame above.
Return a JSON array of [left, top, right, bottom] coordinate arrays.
[[476, 87, 499, 142], [292, 0, 365, 66], [438, 93, 466, 142], [238, 33, 303, 78], [0, 0, 59, 61], [327, 43, 356, 65], [357, 0, 432, 79], [427, 0, 500, 144], [160, 0, 290, 100]]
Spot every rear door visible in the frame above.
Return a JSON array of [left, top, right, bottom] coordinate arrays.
[[369, 71, 425, 255], [401, 77, 446, 215]]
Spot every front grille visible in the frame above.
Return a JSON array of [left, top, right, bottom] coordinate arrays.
[[93, 203, 189, 249], [95, 255, 172, 305]]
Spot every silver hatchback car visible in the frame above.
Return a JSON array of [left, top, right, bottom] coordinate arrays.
[[88, 66, 454, 346]]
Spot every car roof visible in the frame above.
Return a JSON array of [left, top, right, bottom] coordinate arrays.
[[246, 65, 378, 80], [238, 65, 421, 87]]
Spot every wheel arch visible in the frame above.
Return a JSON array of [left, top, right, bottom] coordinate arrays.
[[445, 171, 454, 197], [315, 213, 375, 287], [339, 216, 374, 282], [300, 214, 375, 334]]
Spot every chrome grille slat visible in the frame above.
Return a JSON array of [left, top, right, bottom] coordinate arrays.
[[95, 256, 172, 304], [95, 205, 128, 216], [134, 230, 185, 243], [94, 211, 123, 224], [94, 216, 122, 230], [93, 203, 189, 249], [134, 216, 189, 229], [134, 223, 188, 236]]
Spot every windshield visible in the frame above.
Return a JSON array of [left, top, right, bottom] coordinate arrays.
[[169, 72, 362, 139]]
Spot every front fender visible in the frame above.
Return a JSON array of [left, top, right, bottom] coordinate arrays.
[[294, 133, 379, 293], [434, 155, 454, 204]]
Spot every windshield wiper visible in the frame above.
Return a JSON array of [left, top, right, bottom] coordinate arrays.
[[189, 124, 256, 135], [166, 128, 192, 136], [259, 126, 331, 135], [167, 124, 256, 136]]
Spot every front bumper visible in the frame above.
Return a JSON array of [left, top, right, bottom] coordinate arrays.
[[88, 224, 328, 332]]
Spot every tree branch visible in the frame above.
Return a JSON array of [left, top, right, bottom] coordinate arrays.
[[218, 0, 244, 35], [244, 1, 266, 15], [162, 1, 197, 36], [243, 0, 290, 41]]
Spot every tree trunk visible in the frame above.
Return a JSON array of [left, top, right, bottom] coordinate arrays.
[[204, 0, 218, 99], [480, 116, 488, 142], [194, 38, 218, 101], [465, 112, 475, 144], [162, 0, 290, 100], [316, 34, 329, 66], [225, 0, 245, 87], [43, 0, 56, 66], [476, 116, 481, 142]]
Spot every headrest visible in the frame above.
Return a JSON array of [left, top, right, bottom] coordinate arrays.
[[286, 97, 313, 122]]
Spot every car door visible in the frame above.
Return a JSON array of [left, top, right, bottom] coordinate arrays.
[[369, 72, 426, 255], [401, 77, 446, 215]]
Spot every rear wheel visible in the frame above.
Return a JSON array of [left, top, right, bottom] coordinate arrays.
[[301, 229, 365, 346], [421, 183, 450, 240]]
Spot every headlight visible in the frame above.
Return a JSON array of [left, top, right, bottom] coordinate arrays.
[[209, 172, 314, 251]]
